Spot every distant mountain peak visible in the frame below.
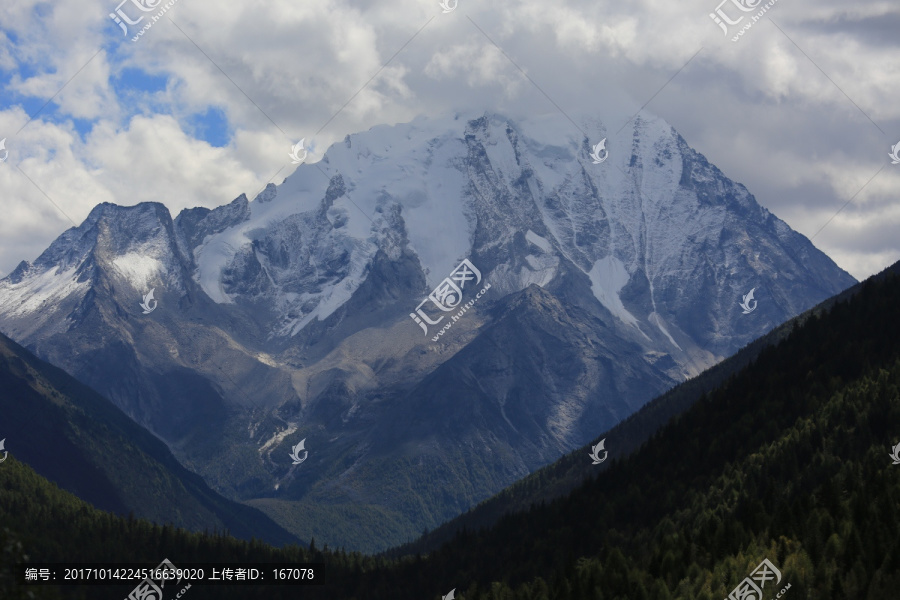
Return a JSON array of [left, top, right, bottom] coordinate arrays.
[[0, 110, 856, 552]]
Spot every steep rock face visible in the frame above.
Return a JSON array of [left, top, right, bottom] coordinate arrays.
[[0, 111, 855, 551]]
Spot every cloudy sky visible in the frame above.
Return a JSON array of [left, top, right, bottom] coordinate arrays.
[[0, 0, 897, 281]]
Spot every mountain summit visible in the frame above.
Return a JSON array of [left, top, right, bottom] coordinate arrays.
[[0, 111, 855, 551]]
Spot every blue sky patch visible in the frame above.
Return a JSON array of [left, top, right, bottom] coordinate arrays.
[[185, 106, 230, 148]]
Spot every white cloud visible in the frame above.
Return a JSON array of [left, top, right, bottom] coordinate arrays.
[[0, 0, 897, 281], [85, 115, 262, 211]]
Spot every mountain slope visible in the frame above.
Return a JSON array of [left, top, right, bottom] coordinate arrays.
[[0, 456, 314, 600], [343, 259, 900, 598], [0, 111, 856, 551], [0, 331, 299, 547], [3, 264, 897, 600], [391, 259, 900, 558]]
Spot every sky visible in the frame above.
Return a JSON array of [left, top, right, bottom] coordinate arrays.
[[0, 0, 897, 281]]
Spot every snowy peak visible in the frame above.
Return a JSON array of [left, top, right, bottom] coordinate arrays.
[[4, 110, 855, 352], [0, 202, 196, 336], [0, 111, 858, 551], [0, 110, 855, 353], [69, 202, 193, 300]]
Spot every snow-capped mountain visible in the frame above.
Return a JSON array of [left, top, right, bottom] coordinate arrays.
[[0, 111, 855, 551]]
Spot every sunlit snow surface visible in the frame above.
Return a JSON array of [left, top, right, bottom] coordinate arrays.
[[112, 252, 165, 290], [190, 112, 682, 335], [0, 265, 85, 319], [587, 255, 640, 327], [1, 112, 725, 341], [0, 265, 87, 338]]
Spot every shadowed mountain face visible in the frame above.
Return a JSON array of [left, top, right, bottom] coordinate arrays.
[[0, 331, 299, 547], [0, 111, 855, 551]]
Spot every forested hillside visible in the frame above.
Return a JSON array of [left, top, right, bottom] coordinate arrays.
[[0, 332, 299, 547]]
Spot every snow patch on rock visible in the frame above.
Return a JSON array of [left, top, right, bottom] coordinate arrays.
[[112, 253, 165, 290], [587, 256, 639, 326]]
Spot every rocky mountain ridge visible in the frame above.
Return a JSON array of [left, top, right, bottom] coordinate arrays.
[[0, 111, 856, 551]]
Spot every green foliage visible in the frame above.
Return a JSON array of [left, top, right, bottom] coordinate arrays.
[[247, 497, 416, 555], [0, 527, 60, 600]]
